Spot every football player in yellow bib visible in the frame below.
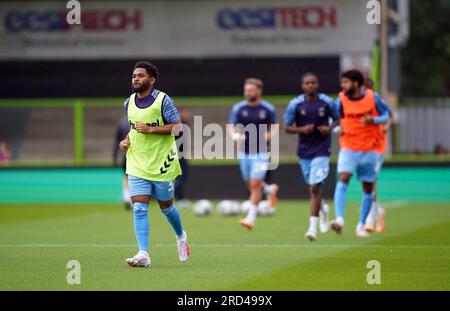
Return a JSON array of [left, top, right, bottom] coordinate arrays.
[[119, 61, 189, 268]]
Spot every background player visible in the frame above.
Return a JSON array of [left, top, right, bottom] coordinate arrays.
[[284, 73, 338, 241], [228, 78, 279, 230], [119, 61, 190, 267], [363, 78, 393, 233], [174, 107, 192, 209], [331, 70, 390, 238], [113, 115, 132, 209]]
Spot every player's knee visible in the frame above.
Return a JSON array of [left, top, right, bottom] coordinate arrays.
[[158, 199, 173, 209], [131, 195, 149, 204], [339, 173, 351, 184], [249, 179, 262, 191], [309, 184, 321, 197], [362, 182, 374, 193]]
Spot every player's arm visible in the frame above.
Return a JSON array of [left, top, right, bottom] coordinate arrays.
[[383, 99, 394, 132], [135, 95, 183, 135], [283, 100, 314, 135], [328, 97, 345, 135], [119, 132, 130, 151], [113, 126, 121, 165], [227, 104, 245, 141], [265, 104, 278, 141], [119, 98, 131, 151], [362, 93, 390, 125], [135, 120, 182, 135], [318, 95, 340, 135], [284, 124, 315, 135]]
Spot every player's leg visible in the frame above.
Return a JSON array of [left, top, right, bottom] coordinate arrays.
[[311, 156, 331, 234], [364, 182, 377, 232], [175, 158, 190, 208], [331, 149, 355, 234], [365, 153, 384, 232], [122, 157, 132, 209], [305, 183, 322, 241], [355, 151, 377, 238], [239, 178, 263, 229], [126, 175, 152, 267], [261, 169, 279, 208], [239, 154, 268, 230], [374, 187, 385, 233], [154, 180, 190, 262], [262, 181, 279, 208], [238, 157, 256, 229], [300, 159, 314, 241], [239, 157, 251, 192], [374, 153, 385, 233], [300, 158, 318, 240]]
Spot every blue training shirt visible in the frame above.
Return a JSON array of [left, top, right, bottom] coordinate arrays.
[[123, 88, 180, 124], [284, 93, 338, 159], [229, 100, 276, 154]]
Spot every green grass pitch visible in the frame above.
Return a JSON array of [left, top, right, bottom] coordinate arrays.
[[0, 200, 449, 290]]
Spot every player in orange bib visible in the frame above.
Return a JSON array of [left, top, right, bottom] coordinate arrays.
[[363, 78, 393, 233], [330, 70, 391, 238]]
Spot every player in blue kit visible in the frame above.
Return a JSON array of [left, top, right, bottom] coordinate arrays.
[[228, 78, 279, 230], [284, 73, 339, 241], [331, 70, 390, 238]]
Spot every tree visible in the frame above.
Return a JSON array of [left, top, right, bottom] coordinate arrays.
[[401, 0, 450, 96]]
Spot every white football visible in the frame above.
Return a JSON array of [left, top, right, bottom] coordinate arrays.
[[257, 200, 275, 216], [217, 200, 240, 216], [193, 199, 212, 216]]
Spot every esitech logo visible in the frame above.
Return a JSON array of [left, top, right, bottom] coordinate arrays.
[[4, 10, 141, 32], [217, 6, 337, 30]]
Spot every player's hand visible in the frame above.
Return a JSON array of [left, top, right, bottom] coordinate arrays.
[[135, 121, 153, 134], [318, 125, 331, 136], [361, 114, 374, 125], [119, 138, 130, 151], [302, 124, 315, 135]]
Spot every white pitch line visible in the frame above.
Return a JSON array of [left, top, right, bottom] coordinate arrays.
[[383, 200, 408, 209], [0, 243, 448, 249]]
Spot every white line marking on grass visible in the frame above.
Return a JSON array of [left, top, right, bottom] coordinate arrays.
[[383, 200, 408, 209], [0, 243, 448, 249]]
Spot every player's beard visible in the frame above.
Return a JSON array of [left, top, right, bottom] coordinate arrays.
[[132, 81, 150, 93], [344, 86, 356, 97]]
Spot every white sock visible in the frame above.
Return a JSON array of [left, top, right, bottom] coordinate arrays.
[[176, 231, 186, 241], [138, 250, 149, 257], [245, 203, 258, 224], [373, 201, 380, 219], [309, 216, 319, 232], [320, 200, 328, 213], [356, 223, 364, 232], [366, 203, 376, 224], [263, 184, 273, 195]]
